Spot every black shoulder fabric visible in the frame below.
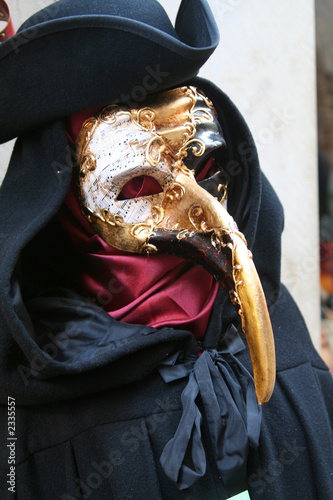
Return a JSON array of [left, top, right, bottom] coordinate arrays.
[[0, 290, 331, 500], [247, 287, 333, 500]]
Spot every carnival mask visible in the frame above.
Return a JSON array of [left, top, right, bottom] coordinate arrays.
[[76, 86, 276, 405]]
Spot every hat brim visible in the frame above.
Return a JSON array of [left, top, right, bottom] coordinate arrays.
[[0, 0, 219, 143]]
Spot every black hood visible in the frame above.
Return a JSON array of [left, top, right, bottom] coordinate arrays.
[[0, 78, 284, 406]]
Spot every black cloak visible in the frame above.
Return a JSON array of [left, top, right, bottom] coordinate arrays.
[[0, 1, 332, 499]]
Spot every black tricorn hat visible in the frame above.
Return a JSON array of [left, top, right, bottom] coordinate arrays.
[[0, 0, 219, 144]]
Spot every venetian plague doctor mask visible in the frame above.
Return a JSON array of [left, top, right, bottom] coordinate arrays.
[[76, 86, 275, 405]]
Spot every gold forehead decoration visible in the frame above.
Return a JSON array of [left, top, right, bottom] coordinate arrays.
[[76, 86, 224, 253]]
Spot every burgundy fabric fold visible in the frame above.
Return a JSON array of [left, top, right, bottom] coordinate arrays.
[[57, 185, 218, 339]]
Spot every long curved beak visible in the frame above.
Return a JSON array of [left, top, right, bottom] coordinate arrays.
[[148, 170, 276, 405]]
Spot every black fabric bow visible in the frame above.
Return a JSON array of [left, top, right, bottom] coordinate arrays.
[[159, 326, 262, 493]]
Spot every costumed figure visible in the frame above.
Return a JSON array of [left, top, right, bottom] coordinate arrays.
[[0, 1, 332, 499]]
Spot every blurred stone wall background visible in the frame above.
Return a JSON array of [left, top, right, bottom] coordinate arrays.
[[0, 0, 320, 348], [317, 0, 333, 215], [316, 0, 333, 371]]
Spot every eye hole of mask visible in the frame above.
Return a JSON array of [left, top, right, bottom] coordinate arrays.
[[117, 175, 163, 200], [117, 157, 219, 201], [195, 157, 218, 182]]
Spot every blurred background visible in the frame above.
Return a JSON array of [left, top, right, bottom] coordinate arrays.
[[1, 0, 332, 371], [316, 0, 333, 372]]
